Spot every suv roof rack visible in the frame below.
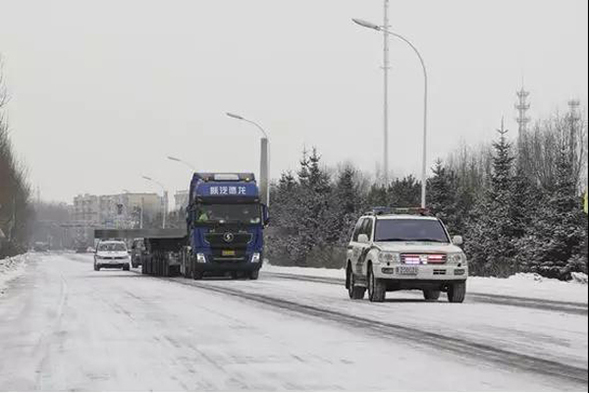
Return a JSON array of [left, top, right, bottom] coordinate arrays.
[[364, 207, 432, 217]]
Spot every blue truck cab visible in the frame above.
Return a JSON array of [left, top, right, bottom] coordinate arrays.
[[182, 172, 269, 280]]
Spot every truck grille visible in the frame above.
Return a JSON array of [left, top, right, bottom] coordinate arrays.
[[401, 254, 447, 265], [204, 232, 253, 248]]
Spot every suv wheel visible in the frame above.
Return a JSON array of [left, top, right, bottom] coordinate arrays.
[[423, 290, 441, 301], [447, 282, 466, 303], [367, 264, 386, 303], [94, 263, 100, 271], [249, 270, 260, 280], [347, 268, 366, 300], [123, 264, 130, 271]]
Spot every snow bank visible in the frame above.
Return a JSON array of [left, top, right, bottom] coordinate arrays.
[[263, 263, 588, 305], [468, 273, 588, 304], [0, 253, 29, 295]]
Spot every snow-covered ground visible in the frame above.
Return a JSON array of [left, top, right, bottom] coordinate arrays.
[[0, 252, 30, 295], [0, 253, 586, 391], [263, 263, 589, 304]]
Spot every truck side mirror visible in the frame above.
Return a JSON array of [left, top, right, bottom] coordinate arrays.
[[358, 234, 370, 244], [452, 235, 463, 246], [262, 204, 270, 227]]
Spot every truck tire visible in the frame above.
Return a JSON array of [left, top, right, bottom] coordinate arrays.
[[94, 263, 100, 271], [123, 264, 130, 271], [448, 282, 466, 303], [423, 290, 441, 301], [192, 269, 203, 280], [367, 264, 386, 303], [249, 270, 259, 280], [347, 269, 366, 300]]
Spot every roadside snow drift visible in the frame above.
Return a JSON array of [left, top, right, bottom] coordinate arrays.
[[0, 253, 29, 295]]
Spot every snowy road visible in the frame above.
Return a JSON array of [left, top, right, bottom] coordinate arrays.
[[0, 253, 587, 391]]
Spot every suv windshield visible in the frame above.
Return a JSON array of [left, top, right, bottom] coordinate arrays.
[[374, 219, 449, 243], [195, 204, 261, 224], [98, 243, 127, 252]]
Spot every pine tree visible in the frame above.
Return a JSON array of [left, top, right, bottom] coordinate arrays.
[[465, 120, 517, 277], [428, 160, 459, 233], [524, 145, 587, 279], [389, 175, 421, 207]]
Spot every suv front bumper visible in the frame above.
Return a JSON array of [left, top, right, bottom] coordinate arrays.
[[375, 263, 468, 281]]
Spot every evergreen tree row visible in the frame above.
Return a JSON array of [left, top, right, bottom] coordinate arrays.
[[267, 112, 588, 280]]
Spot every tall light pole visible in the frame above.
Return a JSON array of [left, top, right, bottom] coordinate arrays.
[[353, 18, 429, 208], [226, 112, 270, 207], [383, 0, 390, 185], [167, 156, 196, 172], [142, 176, 168, 228]]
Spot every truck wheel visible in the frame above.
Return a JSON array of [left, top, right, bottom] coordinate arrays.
[[367, 264, 386, 303], [141, 260, 147, 275], [94, 263, 100, 271], [123, 264, 130, 271], [249, 270, 259, 280], [423, 290, 441, 301], [447, 282, 466, 303], [192, 269, 203, 280], [347, 269, 366, 300]]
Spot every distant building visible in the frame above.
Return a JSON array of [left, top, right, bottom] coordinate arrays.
[[73, 194, 99, 224], [73, 192, 163, 229], [174, 190, 189, 211]]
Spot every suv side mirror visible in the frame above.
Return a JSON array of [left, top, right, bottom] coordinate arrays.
[[452, 235, 463, 246], [262, 204, 270, 227], [358, 234, 370, 244]]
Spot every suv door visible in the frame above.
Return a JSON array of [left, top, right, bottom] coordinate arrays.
[[348, 218, 365, 275], [358, 217, 374, 277]]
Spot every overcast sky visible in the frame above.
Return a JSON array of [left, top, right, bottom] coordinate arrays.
[[1, 0, 587, 203]]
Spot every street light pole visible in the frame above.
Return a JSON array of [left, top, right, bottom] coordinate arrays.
[[226, 113, 270, 207], [383, 0, 390, 185], [142, 176, 168, 229], [353, 18, 429, 208], [167, 156, 196, 172]]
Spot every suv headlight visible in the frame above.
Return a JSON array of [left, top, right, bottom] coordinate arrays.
[[378, 251, 400, 264], [251, 253, 261, 263], [448, 253, 466, 265]]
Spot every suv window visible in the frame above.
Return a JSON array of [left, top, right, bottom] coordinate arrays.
[[361, 218, 374, 241], [352, 218, 364, 242]]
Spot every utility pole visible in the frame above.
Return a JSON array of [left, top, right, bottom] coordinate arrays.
[[140, 197, 144, 229], [382, 0, 390, 185]]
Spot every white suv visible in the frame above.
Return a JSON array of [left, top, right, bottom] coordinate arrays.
[[94, 240, 131, 271], [345, 208, 467, 303]]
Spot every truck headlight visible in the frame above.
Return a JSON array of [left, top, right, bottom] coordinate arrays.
[[251, 253, 261, 263], [378, 251, 400, 264], [448, 253, 466, 265], [196, 253, 207, 264]]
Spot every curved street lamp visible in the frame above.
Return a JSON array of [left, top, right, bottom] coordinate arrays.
[[142, 176, 168, 228], [353, 18, 429, 209], [167, 156, 196, 172], [226, 112, 270, 206]]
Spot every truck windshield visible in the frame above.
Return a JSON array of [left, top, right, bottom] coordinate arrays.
[[195, 204, 261, 224], [374, 219, 449, 243]]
